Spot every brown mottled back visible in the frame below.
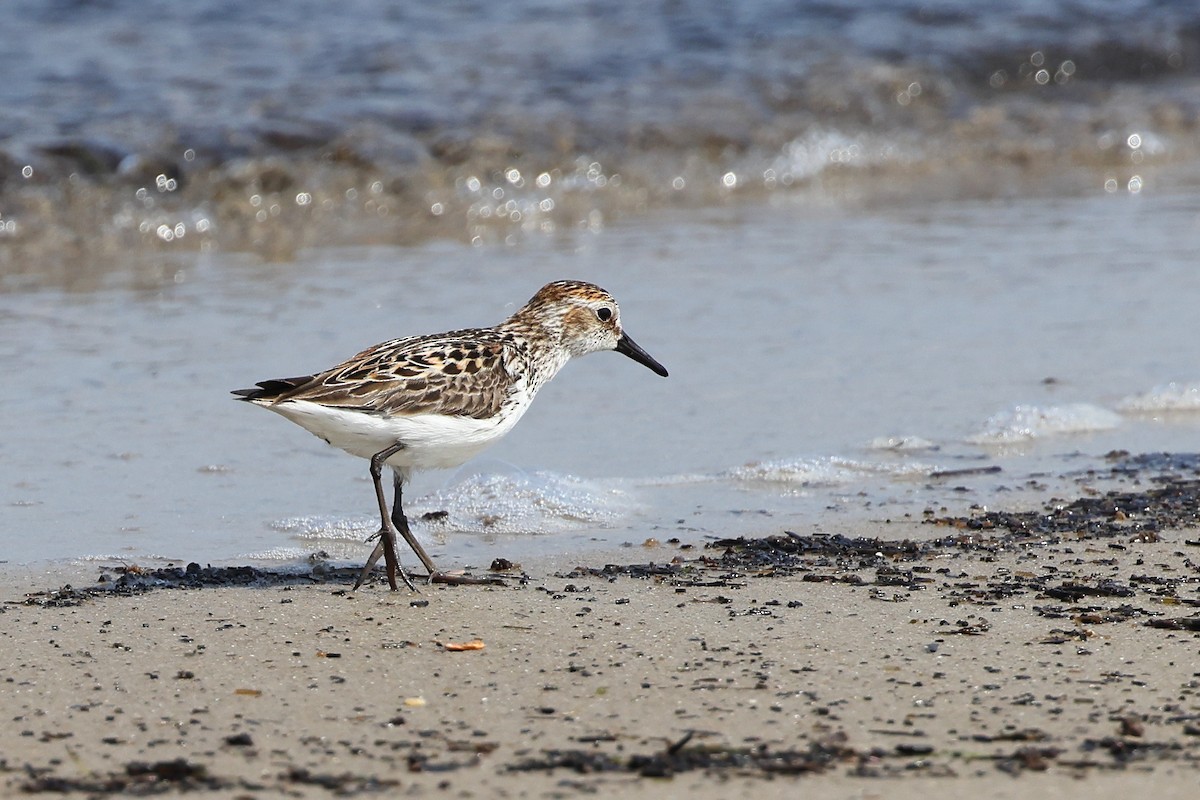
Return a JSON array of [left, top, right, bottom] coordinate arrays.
[[238, 328, 520, 419]]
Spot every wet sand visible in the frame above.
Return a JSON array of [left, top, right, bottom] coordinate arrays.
[[4, 500, 1200, 798]]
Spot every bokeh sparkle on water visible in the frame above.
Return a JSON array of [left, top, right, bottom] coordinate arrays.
[[2, 1, 1200, 287]]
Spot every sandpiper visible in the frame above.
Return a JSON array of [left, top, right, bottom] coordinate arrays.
[[233, 280, 668, 590]]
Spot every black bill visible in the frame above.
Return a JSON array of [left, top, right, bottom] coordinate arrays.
[[615, 332, 669, 377]]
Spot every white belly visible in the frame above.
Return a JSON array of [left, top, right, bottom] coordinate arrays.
[[265, 399, 526, 472]]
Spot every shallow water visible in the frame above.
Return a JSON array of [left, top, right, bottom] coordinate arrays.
[[5, 0, 1200, 567], [4, 186, 1200, 567]]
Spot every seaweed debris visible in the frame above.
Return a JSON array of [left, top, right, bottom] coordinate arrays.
[[14, 560, 503, 608], [508, 732, 858, 778], [926, 474, 1200, 541]]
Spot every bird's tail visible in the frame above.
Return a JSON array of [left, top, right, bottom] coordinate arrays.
[[231, 375, 314, 401]]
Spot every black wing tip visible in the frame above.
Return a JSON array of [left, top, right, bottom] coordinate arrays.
[[231, 375, 314, 401]]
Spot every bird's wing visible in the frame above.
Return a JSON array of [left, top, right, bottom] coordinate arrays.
[[237, 330, 518, 420]]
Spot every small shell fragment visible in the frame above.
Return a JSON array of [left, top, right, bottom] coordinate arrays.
[[439, 639, 486, 652]]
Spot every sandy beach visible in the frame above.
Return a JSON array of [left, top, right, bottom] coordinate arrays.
[[4, 506, 1200, 798]]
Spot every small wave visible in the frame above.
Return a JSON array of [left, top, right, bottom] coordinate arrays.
[[766, 130, 898, 185], [419, 468, 630, 535], [725, 456, 931, 487], [268, 467, 631, 543], [271, 515, 374, 541], [240, 546, 332, 562], [1117, 382, 1200, 413], [967, 403, 1121, 445], [866, 435, 938, 452]]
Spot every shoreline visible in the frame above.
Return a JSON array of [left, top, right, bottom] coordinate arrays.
[[5, 506, 1200, 797]]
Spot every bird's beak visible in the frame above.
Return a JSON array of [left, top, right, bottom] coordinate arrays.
[[615, 332, 669, 377]]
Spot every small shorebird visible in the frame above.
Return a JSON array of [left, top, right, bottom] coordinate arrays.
[[233, 280, 668, 591]]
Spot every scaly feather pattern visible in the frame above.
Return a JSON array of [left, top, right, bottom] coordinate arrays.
[[238, 330, 522, 420]]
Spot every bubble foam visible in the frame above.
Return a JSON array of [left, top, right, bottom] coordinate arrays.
[[419, 468, 631, 535], [1117, 382, 1200, 413], [866, 435, 938, 452], [724, 456, 932, 487], [967, 403, 1121, 445]]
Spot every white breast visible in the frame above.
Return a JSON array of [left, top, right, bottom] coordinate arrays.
[[264, 396, 531, 473]]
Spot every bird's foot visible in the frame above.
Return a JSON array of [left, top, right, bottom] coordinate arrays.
[[393, 565, 418, 593], [353, 527, 418, 592]]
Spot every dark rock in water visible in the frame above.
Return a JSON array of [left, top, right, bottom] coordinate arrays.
[[251, 120, 339, 152], [428, 133, 473, 165], [428, 132, 519, 166], [222, 158, 296, 194], [329, 122, 431, 170], [0, 149, 20, 188], [37, 138, 129, 175], [256, 165, 295, 194]]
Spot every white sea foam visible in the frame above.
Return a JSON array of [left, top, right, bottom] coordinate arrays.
[[418, 468, 630, 535], [866, 435, 938, 452], [271, 515, 374, 541], [240, 546, 320, 561], [725, 456, 931, 486], [768, 130, 891, 183], [267, 472, 627, 554], [1117, 382, 1200, 413], [966, 403, 1121, 445], [271, 468, 629, 541]]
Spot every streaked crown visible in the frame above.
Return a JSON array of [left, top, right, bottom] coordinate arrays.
[[510, 280, 625, 357]]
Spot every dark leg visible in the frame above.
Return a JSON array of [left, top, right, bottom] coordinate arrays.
[[354, 468, 441, 590], [354, 540, 388, 591], [390, 471, 439, 579], [355, 462, 506, 590], [353, 442, 415, 592]]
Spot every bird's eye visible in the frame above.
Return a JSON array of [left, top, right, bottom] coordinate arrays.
[[596, 307, 613, 322]]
